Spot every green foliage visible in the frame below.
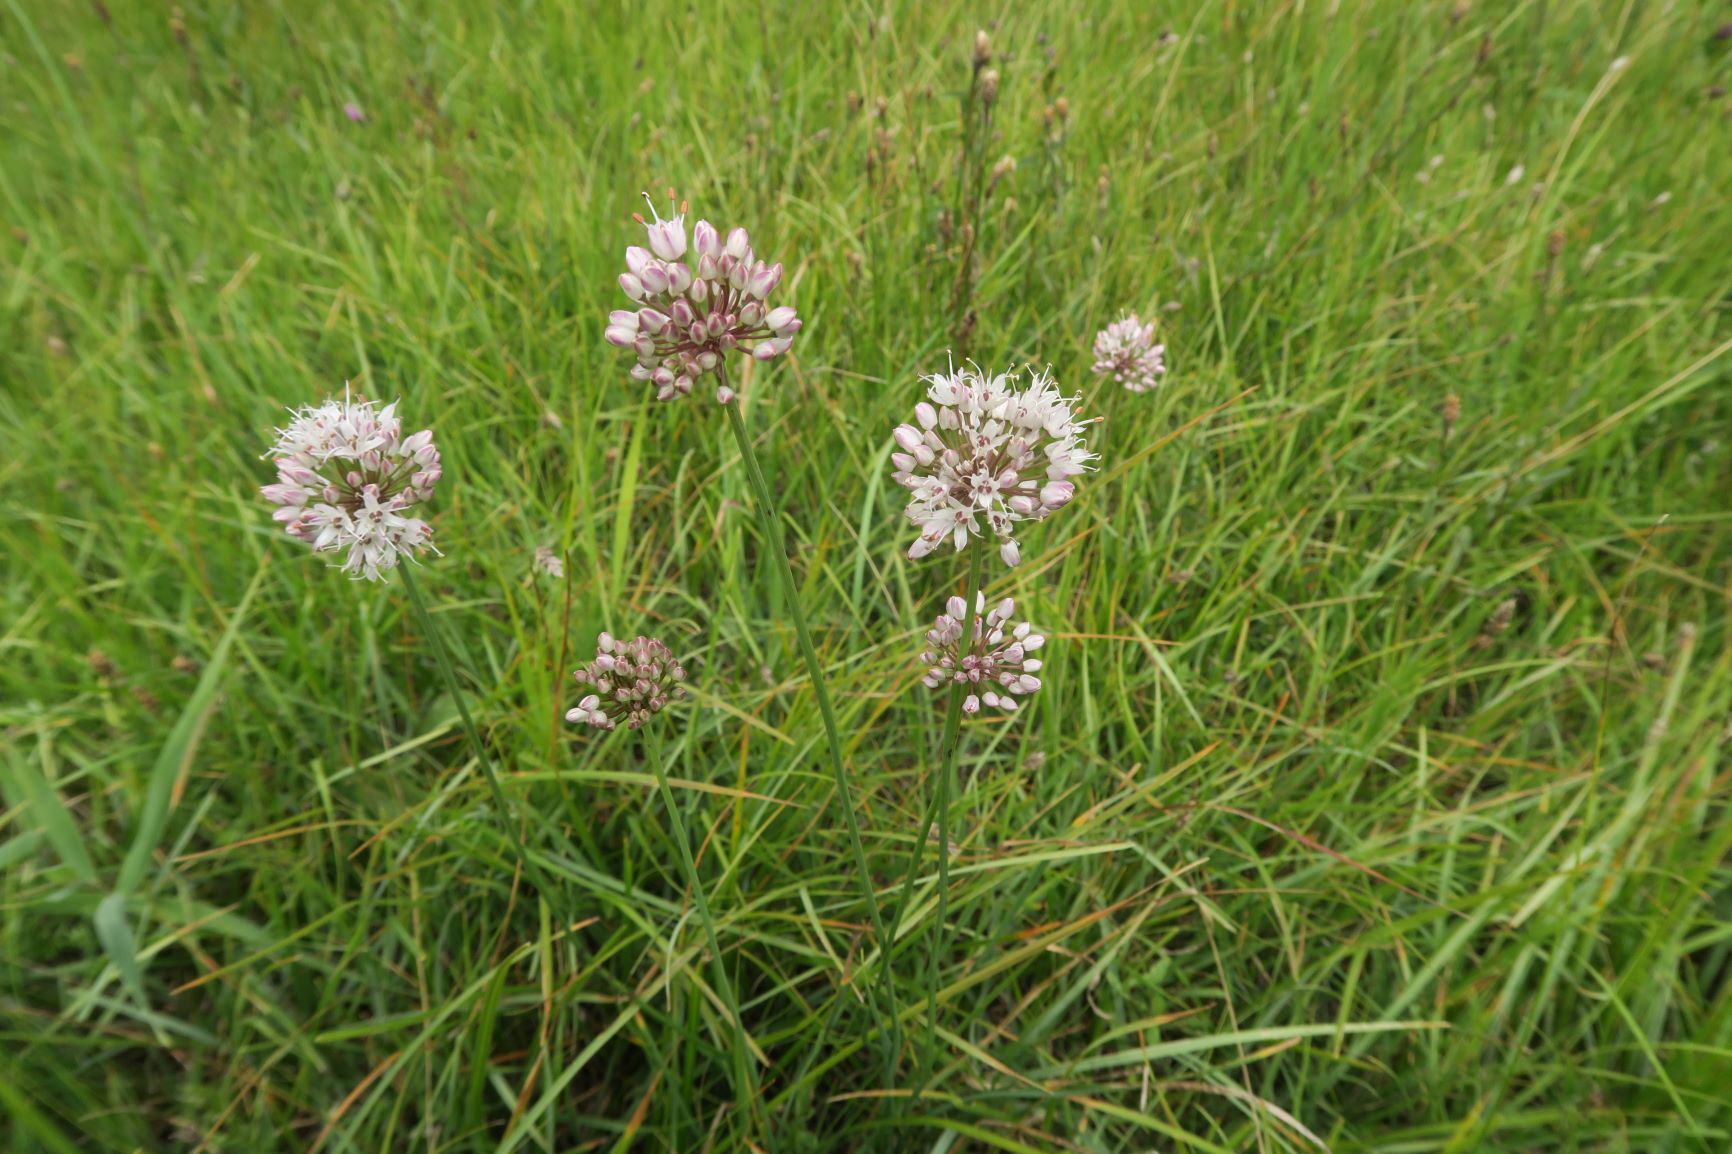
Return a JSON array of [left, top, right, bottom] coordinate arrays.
[[2, 0, 1729, 1150]]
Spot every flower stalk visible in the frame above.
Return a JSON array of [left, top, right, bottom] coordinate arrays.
[[925, 537, 983, 1065], [719, 367, 900, 1012], [399, 562, 554, 903]]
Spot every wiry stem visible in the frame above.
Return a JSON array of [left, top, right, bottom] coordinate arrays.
[[718, 361, 902, 1059], [925, 537, 983, 1075], [398, 563, 554, 903]]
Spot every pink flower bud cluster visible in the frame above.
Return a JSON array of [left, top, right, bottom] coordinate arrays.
[[1091, 313, 1166, 393], [920, 594, 1045, 713], [891, 364, 1096, 568], [261, 393, 442, 581], [566, 632, 688, 731], [605, 192, 801, 405]]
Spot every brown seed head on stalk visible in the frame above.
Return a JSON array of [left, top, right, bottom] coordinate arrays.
[[973, 30, 992, 70], [980, 69, 1000, 107], [1441, 392, 1461, 434]]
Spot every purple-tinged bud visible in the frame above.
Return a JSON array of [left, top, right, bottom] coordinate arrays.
[[726, 227, 750, 259], [652, 366, 675, 387], [891, 452, 916, 472], [894, 425, 924, 452], [638, 262, 670, 295], [689, 276, 709, 303], [638, 308, 670, 334], [693, 219, 721, 259], [739, 301, 764, 327], [706, 312, 728, 338], [629, 363, 653, 381], [752, 341, 778, 361], [609, 309, 640, 331], [692, 350, 716, 371], [618, 272, 645, 300], [633, 334, 656, 359], [675, 375, 693, 395], [716, 385, 736, 404], [1007, 494, 1037, 515], [1040, 481, 1075, 508], [765, 335, 793, 355], [669, 299, 696, 327], [604, 325, 637, 347], [747, 261, 782, 300], [914, 401, 938, 429], [667, 262, 693, 294], [696, 253, 719, 280], [765, 305, 798, 332], [689, 322, 708, 344], [625, 246, 652, 275]]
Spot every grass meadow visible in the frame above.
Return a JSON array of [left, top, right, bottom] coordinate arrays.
[[4, 0, 1731, 1150]]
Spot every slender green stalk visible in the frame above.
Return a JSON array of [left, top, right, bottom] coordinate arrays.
[[925, 538, 983, 1070], [718, 364, 901, 1041], [647, 727, 760, 1132], [398, 563, 554, 903]]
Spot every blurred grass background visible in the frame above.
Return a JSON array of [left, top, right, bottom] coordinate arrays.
[[2, 0, 1730, 1150]]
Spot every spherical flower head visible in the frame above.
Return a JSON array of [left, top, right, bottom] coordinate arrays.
[[891, 362, 1097, 568], [606, 189, 801, 405], [260, 389, 442, 581], [919, 594, 1044, 713], [566, 632, 688, 731], [1091, 313, 1166, 393]]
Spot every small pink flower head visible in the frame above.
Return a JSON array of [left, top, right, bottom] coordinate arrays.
[[567, 632, 688, 731], [918, 594, 1045, 713], [343, 102, 366, 123], [260, 388, 441, 581], [1091, 313, 1166, 393], [607, 190, 801, 404], [891, 362, 1097, 568]]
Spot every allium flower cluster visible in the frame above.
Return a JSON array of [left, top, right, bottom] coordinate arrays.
[[566, 633, 688, 731], [1091, 314, 1166, 393], [261, 393, 441, 581], [605, 192, 801, 405], [891, 364, 1096, 568], [920, 594, 1044, 713]]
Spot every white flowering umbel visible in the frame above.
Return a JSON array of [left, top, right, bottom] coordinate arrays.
[[567, 633, 688, 731], [1091, 314, 1166, 393], [605, 191, 801, 405], [892, 364, 1096, 568], [920, 594, 1044, 713], [261, 393, 441, 581]]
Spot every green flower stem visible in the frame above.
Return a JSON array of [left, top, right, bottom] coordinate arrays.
[[925, 537, 983, 1070], [719, 361, 901, 1053], [398, 562, 554, 904]]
